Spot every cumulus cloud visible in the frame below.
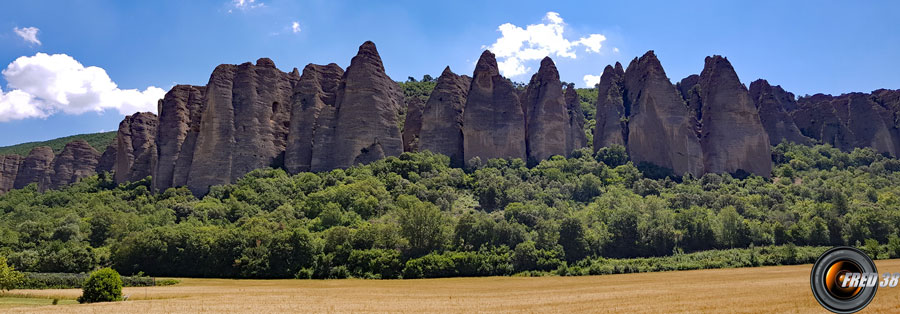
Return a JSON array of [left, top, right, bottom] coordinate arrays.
[[484, 12, 607, 77], [13, 27, 41, 45], [0, 53, 165, 122], [292, 21, 301, 33], [583, 75, 602, 88]]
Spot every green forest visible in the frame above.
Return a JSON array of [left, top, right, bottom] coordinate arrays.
[[2, 141, 900, 279], [0, 131, 116, 156]]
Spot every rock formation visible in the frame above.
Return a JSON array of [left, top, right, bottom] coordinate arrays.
[[50, 140, 100, 189], [563, 83, 588, 154], [462, 51, 527, 163], [284, 63, 344, 173], [793, 93, 900, 156], [622, 51, 704, 176], [115, 112, 158, 184], [186, 58, 298, 194], [593, 63, 627, 148], [522, 57, 571, 161], [96, 144, 117, 173], [748, 79, 812, 146], [13, 146, 54, 190], [402, 97, 424, 152], [0, 155, 23, 194], [691, 56, 771, 176], [7, 42, 900, 196], [419, 67, 471, 167], [310, 41, 405, 171], [153, 85, 206, 191]]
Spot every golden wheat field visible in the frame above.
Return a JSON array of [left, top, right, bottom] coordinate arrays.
[[5, 259, 900, 313]]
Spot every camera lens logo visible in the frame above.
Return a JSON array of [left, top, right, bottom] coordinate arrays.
[[810, 247, 878, 313]]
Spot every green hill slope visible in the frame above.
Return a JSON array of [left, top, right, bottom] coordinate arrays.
[[0, 131, 116, 156]]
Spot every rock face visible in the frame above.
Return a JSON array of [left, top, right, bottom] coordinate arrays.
[[0, 155, 23, 194], [402, 97, 424, 152], [793, 93, 900, 156], [153, 85, 206, 191], [563, 83, 588, 154], [187, 58, 298, 194], [310, 41, 405, 172], [96, 144, 117, 173], [748, 79, 812, 146], [284, 63, 344, 173], [523, 57, 571, 161], [622, 51, 704, 176], [419, 67, 471, 166], [12, 42, 900, 196], [13, 146, 54, 190], [462, 51, 527, 163], [692, 56, 771, 176], [115, 112, 158, 184], [50, 140, 100, 189], [593, 63, 627, 148]]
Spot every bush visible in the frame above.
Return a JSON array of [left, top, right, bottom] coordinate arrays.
[[77, 268, 123, 303], [0, 257, 25, 291]]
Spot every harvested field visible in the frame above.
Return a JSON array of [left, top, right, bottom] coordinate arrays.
[[5, 259, 900, 313]]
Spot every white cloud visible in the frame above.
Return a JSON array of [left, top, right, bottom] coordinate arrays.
[[613, 47, 620, 53], [13, 27, 41, 46], [484, 12, 607, 77], [0, 53, 165, 122], [232, 0, 264, 10], [583, 74, 602, 88], [291, 21, 301, 33]]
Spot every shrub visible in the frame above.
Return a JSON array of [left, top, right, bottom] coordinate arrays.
[[77, 268, 123, 303], [0, 257, 25, 291]]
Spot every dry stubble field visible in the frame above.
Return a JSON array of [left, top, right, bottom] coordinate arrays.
[[5, 259, 900, 313]]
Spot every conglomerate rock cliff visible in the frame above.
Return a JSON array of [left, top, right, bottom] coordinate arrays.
[[49, 140, 100, 190], [5, 42, 900, 195], [462, 51, 527, 163], [418, 67, 471, 167]]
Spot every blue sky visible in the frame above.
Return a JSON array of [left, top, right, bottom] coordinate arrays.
[[1, 0, 899, 146]]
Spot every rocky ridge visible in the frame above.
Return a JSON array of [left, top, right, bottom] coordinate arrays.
[[2, 42, 899, 195]]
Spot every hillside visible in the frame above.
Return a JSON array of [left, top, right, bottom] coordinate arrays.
[[2, 142, 900, 279], [0, 131, 116, 156]]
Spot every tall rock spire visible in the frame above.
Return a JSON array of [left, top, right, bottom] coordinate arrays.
[[523, 57, 570, 161], [593, 63, 626, 149], [695, 56, 771, 176], [462, 50, 527, 163], [311, 41, 405, 171], [622, 51, 704, 176], [419, 66, 471, 167]]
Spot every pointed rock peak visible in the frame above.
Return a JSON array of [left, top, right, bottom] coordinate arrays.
[[357, 41, 380, 57], [614, 62, 624, 74], [291, 67, 301, 77], [702, 55, 737, 75], [627, 50, 666, 75], [474, 50, 499, 77], [538, 56, 558, 72], [256, 58, 276, 68], [750, 79, 770, 88], [441, 66, 455, 76], [540, 56, 555, 68], [602, 64, 618, 76], [700, 55, 742, 86]]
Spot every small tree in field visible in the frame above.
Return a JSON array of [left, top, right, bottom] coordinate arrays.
[[0, 257, 25, 291], [78, 268, 123, 303]]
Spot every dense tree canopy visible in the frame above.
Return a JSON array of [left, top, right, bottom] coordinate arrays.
[[1, 142, 900, 279]]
